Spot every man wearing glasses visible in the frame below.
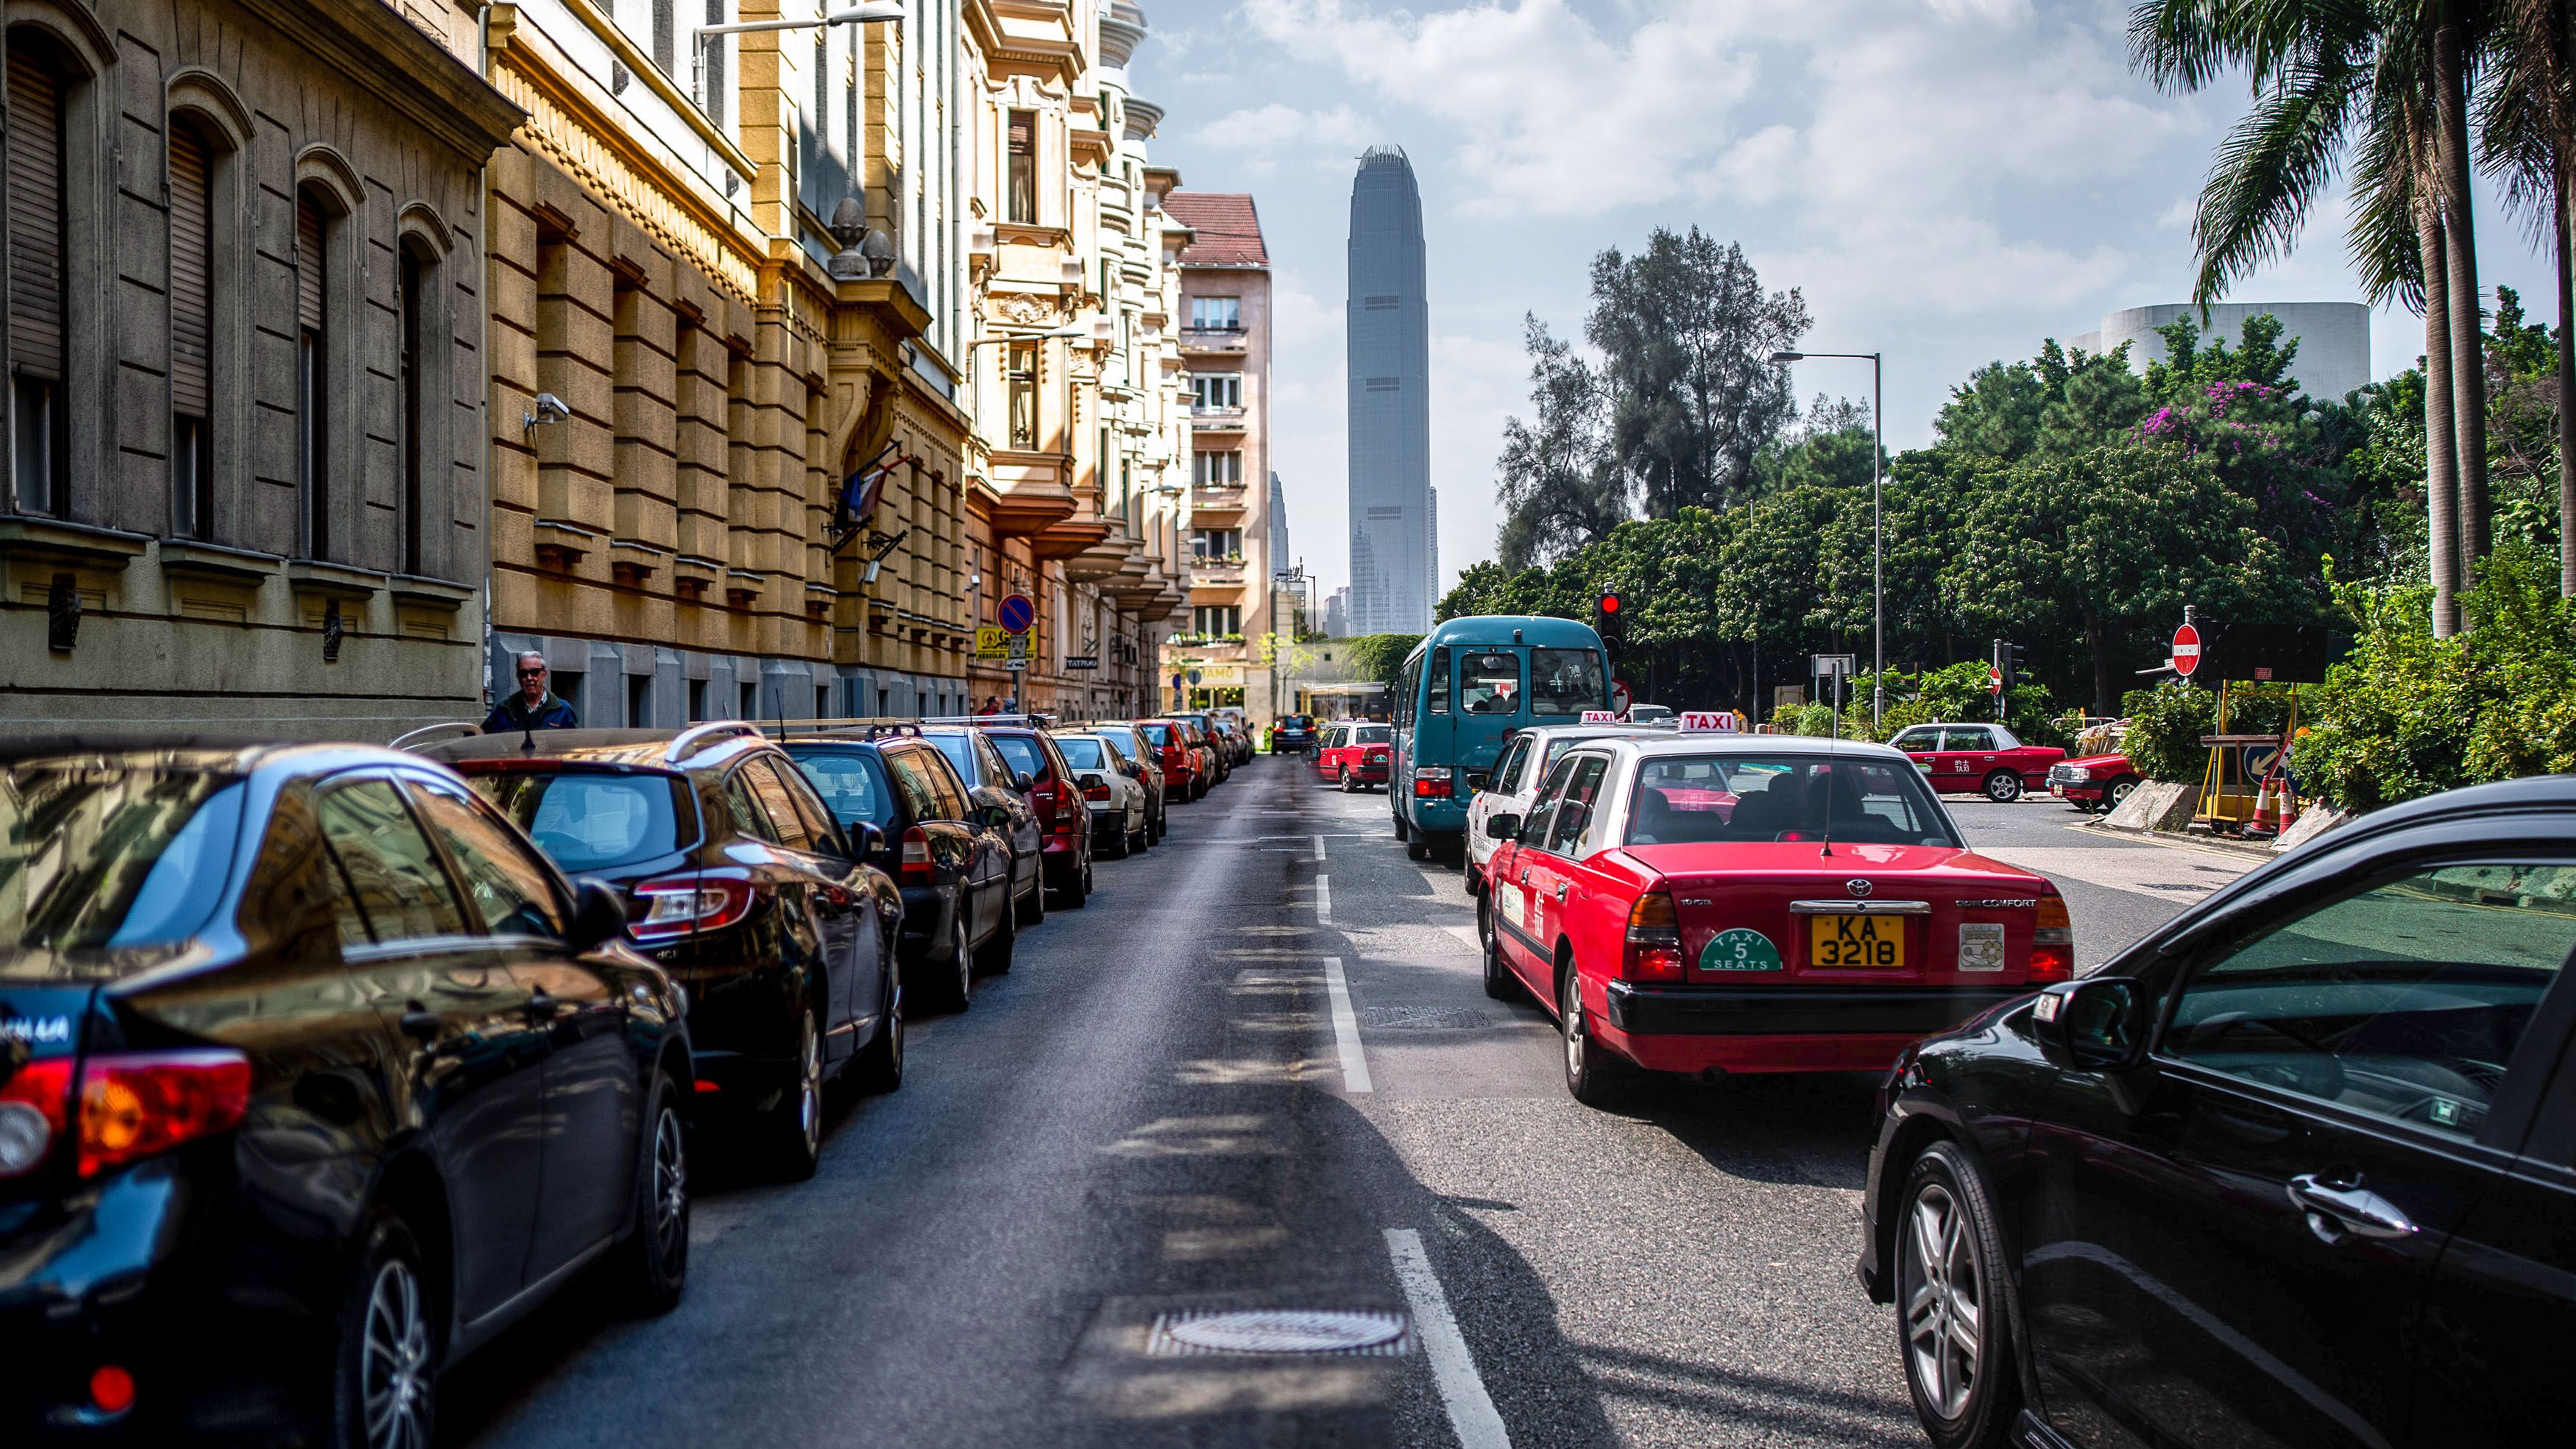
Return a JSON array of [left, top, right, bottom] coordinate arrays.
[[484, 650, 581, 732]]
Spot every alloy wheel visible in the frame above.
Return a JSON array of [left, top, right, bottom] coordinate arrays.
[[360, 1258, 433, 1449], [1562, 972, 1585, 1080], [1984, 772, 2021, 804], [649, 1105, 687, 1271], [1903, 1181, 1983, 1421], [794, 1010, 823, 1158], [953, 911, 974, 1005]]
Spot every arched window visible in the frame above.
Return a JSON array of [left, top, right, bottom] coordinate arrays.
[[295, 184, 331, 557], [169, 113, 216, 538], [7, 29, 74, 517]]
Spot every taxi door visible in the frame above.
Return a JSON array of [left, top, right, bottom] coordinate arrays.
[[1521, 754, 1613, 977], [1492, 754, 1578, 986]]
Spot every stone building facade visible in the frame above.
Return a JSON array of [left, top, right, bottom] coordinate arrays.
[[1161, 188, 1273, 726], [1, 0, 517, 738]]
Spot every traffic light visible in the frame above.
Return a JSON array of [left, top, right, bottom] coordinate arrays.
[[2001, 642, 2027, 688], [1596, 591, 1627, 662]]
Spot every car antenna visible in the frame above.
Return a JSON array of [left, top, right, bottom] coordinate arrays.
[[1819, 671, 1839, 859]]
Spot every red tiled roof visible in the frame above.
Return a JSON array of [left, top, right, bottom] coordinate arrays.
[[1165, 192, 1267, 266]]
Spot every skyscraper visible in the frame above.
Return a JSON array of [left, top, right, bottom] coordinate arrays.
[[1345, 146, 1434, 634]]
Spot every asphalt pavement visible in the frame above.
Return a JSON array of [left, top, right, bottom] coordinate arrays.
[[442, 759, 2248, 1449]]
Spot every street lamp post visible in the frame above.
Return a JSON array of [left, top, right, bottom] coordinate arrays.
[[1769, 349, 1884, 729], [693, 1, 905, 111]]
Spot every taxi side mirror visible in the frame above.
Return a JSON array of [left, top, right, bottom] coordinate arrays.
[[1486, 813, 1519, 841], [2033, 978, 2148, 1071]]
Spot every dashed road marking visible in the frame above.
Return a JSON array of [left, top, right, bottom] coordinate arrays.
[[1320, 956, 1371, 1093], [1315, 874, 1334, 925], [1384, 1228, 1510, 1448], [1313, 833, 1328, 862]]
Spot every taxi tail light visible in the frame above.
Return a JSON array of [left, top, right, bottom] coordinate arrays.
[[2031, 884, 2074, 982], [74, 1049, 252, 1179], [898, 826, 936, 886], [631, 875, 757, 939], [1623, 892, 1685, 981], [0, 1057, 74, 1178], [1414, 766, 1453, 800]]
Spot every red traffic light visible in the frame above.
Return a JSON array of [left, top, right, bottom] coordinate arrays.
[[1598, 593, 1621, 615]]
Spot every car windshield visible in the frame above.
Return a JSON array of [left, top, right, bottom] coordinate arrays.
[[988, 734, 1052, 782], [1529, 648, 1606, 717], [1623, 755, 1958, 848], [1055, 737, 1107, 769], [1, 762, 246, 953], [786, 748, 895, 831], [1356, 726, 1392, 744], [927, 734, 977, 781], [467, 768, 692, 872]]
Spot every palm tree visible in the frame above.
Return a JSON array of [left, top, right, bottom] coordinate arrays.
[[2130, 0, 2487, 634], [2483, 0, 2576, 595]]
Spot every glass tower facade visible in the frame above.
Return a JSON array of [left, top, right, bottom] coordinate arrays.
[[1345, 146, 1433, 634]]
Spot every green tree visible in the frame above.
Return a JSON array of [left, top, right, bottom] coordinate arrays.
[[1493, 316, 1627, 569]]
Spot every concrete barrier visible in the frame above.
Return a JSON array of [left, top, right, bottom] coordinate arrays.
[[2270, 802, 2349, 854], [2104, 780, 2195, 833]]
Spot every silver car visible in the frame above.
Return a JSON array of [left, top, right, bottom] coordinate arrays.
[[1052, 730, 1150, 857]]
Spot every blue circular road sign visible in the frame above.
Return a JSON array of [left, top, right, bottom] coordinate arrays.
[[997, 593, 1035, 634]]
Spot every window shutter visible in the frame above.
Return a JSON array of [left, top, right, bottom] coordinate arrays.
[[7, 41, 67, 380], [169, 121, 213, 417], [296, 193, 325, 334]]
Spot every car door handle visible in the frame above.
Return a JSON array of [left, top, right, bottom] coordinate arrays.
[[1554, 882, 1569, 901], [1519, 869, 1531, 885], [2287, 1174, 2418, 1242], [398, 1002, 442, 1041]]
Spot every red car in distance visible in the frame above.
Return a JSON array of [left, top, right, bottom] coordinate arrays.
[[2048, 750, 2141, 812], [1476, 734, 2070, 1105], [1883, 721, 2065, 803], [1129, 719, 1203, 801], [1313, 720, 1393, 791]]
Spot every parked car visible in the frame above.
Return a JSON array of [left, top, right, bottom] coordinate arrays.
[[921, 726, 1048, 924], [1273, 712, 1320, 755], [1462, 723, 1641, 893], [1052, 730, 1149, 857], [1315, 720, 1393, 793], [1130, 719, 1201, 802], [1885, 722, 2067, 802], [1153, 718, 1220, 798], [1857, 774, 2576, 1449], [426, 724, 900, 1180], [2047, 751, 2140, 812], [974, 722, 1094, 906], [1087, 723, 1167, 843], [1, 740, 692, 1445], [1174, 714, 1230, 784], [1477, 734, 2068, 1105], [779, 727, 1018, 1013]]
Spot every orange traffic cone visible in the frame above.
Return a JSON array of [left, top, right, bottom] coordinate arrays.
[[2248, 776, 2281, 835], [2276, 785, 2299, 834]]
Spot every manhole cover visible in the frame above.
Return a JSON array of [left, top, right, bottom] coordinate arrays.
[[1145, 1308, 1412, 1357]]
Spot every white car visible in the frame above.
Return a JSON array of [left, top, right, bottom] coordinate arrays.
[[1052, 731, 1149, 857], [1463, 723, 1646, 895]]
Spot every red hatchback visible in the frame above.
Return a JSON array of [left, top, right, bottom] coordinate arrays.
[[1313, 720, 1392, 791], [1476, 735, 2070, 1105], [1128, 719, 1200, 801]]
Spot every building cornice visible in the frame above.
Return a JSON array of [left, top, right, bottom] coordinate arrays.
[[236, 0, 523, 162]]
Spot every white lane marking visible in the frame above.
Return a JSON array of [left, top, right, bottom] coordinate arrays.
[[1315, 874, 1334, 926], [1313, 832, 1328, 862], [1321, 956, 1371, 1093], [1384, 1229, 1510, 1448]]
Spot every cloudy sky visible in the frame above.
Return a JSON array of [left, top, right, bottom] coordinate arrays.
[[1127, 0, 2549, 604]]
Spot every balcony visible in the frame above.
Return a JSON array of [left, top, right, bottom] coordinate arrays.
[[1180, 325, 1248, 355], [1189, 554, 1247, 589], [1189, 405, 1247, 431], [981, 451, 1078, 538]]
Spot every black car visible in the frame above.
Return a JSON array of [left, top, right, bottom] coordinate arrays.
[[0, 741, 690, 1447], [973, 723, 1096, 907], [1273, 713, 1318, 755], [921, 726, 1047, 921], [424, 725, 900, 1180], [1857, 775, 2576, 1449], [780, 729, 1016, 1012]]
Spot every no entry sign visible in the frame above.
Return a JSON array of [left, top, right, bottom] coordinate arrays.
[[2170, 623, 2202, 678], [1986, 666, 2003, 695]]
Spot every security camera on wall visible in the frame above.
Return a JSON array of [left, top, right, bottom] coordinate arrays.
[[533, 393, 570, 424]]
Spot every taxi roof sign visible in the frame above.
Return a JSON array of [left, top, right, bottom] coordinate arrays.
[[1677, 710, 1738, 733], [1580, 709, 1618, 724]]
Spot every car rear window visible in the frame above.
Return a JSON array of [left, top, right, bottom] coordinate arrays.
[[1137, 723, 1174, 747], [1055, 737, 1108, 769], [788, 748, 894, 832], [988, 734, 1054, 783], [925, 733, 977, 780], [1, 762, 247, 953], [1625, 755, 1956, 849], [1356, 726, 1391, 745], [466, 768, 693, 873]]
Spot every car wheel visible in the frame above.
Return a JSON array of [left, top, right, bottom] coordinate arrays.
[[983, 891, 1016, 973], [1480, 898, 1516, 1002], [328, 1211, 437, 1449], [1394, 810, 1409, 841], [612, 1074, 690, 1314], [1061, 849, 1091, 908], [1897, 1141, 2023, 1449], [1981, 770, 2023, 804], [1108, 818, 1133, 859], [1016, 864, 1044, 927], [765, 1005, 824, 1180], [853, 952, 903, 1093], [1560, 965, 1626, 1108], [2105, 776, 2138, 810], [1406, 833, 1433, 861], [1340, 767, 1355, 793], [938, 907, 975, 1010]]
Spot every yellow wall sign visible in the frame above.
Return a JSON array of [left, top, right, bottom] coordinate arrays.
[[976, 626, 1009, 660]]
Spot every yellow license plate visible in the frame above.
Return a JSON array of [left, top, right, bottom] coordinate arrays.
[[1812, 914, 1906, 968]]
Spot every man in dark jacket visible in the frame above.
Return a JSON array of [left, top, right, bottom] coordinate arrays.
[[485, 651, 580, 732]]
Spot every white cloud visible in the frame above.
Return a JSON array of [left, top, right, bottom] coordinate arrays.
[[1189, 102, 1379, 176]]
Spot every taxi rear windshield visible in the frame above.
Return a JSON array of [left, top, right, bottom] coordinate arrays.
[[2, 762, 245, 954], [1624, 756, 1957, 849], [1355, 726, 1392, 744]]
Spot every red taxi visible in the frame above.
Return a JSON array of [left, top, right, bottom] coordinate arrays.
[[1475, 734, 2070, 1104], [1883, 721, 2065, 803], [1314, 720, 1393, 791], [2047, 749, 2139, 812]]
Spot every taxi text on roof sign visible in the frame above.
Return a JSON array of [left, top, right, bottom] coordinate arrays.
[[1581, 710, 1618, 724], [1677, 710, 1738, 733]]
